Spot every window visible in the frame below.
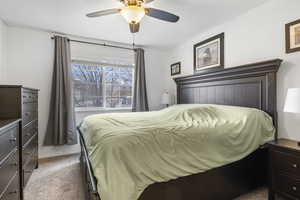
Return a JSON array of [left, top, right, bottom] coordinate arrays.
[[72, 61, 134, 110]]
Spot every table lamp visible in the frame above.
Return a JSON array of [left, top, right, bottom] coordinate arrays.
[[161, 91, 171, 108], [284, 88, 300, 145], [284, 88, 300, 113]]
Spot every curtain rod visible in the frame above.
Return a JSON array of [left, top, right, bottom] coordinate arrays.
[[51, 37, 135, 51]]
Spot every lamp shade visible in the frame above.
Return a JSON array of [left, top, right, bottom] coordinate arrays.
[[284, 88, 300, 113], [161, 92, 171, 105]]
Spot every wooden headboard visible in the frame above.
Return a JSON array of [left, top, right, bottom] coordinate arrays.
[[174, 59, 282, 140]]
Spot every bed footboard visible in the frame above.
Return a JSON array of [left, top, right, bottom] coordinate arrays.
[[78, 126, 101, 200]]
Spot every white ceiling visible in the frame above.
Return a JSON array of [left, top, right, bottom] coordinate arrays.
[[0, 0, 269, 48]]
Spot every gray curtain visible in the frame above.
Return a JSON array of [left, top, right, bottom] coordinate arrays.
[[132, 48, 149, 112], [45, 36, 77, 145]]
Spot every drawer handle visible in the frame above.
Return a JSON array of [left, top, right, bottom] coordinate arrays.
[[293, 164, 298, 168], [292, 186, 297, 191], [11, 162, 18, 166], [9, 138, 17, 142], [25, 112, 30, 116], [9, 190, 18, 195]]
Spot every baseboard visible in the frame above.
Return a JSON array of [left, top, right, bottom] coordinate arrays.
[[38, 153, 80, 163]]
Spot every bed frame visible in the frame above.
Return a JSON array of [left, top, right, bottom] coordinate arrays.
[[78, 59, 282, 200]]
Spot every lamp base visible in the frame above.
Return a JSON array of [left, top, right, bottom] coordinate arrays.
[[298, 141, 300, 147]]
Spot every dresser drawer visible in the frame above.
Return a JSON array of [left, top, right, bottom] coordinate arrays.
[[23, 151, 37, 187], [271, 150, 300, 176], [22, 109, 37, 127], [0, 173, 19, 200], [23, 102, 38, 113], [22, 121, 38, 146], [0, 126, 18, 162], [0, 149, 18, 195], [274, 173, 300, 199], [22, 90, 38, 103], [22, 134, 38, 166]]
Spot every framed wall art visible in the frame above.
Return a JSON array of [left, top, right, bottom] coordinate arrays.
[[286, 19, 300, 53], [171, 62, 181, 76], [194, 33, 224, 73]]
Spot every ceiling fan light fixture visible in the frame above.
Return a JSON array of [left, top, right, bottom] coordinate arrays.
[[120, 6, 145, 24]]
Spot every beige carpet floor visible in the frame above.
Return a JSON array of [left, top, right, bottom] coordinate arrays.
[[24, 155, 278, 200], [24, 155, 85, 200]]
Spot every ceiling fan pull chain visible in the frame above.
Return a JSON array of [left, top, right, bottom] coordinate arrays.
[[132, 33, 136, 49]]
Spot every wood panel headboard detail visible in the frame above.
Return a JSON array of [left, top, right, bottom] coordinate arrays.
[[174, 59, 282, 140]]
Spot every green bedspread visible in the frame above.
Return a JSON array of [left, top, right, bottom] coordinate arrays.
[[79, 104, 275, 200]]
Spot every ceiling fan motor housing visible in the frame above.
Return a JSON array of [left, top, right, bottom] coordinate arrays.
[[120, 0, 145, 6]]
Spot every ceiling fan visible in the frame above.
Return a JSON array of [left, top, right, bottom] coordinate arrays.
[[86, 0, 180, 33]]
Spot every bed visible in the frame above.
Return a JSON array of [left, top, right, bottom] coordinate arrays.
[[78, 59, 282, 200]]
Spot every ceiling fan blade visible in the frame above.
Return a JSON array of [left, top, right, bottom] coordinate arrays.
[[143, 0, 155, 3], [86, 9, 120, 18], [129, 23, 140, 33], [145, 8, 179, 23]]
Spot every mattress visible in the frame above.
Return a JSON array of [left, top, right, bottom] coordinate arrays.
[[79, 104, 275, 200]]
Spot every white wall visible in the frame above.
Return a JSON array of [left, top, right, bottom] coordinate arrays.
[[2, 25, 167, 158], [165, 0, 300, 140], [145, 48, 169, 111], [1, 26, 80, 158], [0, 19, 7, 81]]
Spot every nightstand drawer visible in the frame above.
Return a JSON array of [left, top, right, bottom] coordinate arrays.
[[274, 173, 300, 199], [271, 150, 300, 176]]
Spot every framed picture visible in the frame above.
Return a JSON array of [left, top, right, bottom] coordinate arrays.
[[194, 33, 224, 73], [170, 62, 181, 76], [286, 19, 300, 53]]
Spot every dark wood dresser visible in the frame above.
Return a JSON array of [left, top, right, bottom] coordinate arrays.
[[0, 86, 39, 200], [0, 119, 21, 200], [269, 139, 300, 200]]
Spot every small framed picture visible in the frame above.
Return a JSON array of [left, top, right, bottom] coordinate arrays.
[[171, 62, 181, 76], [194, 33, 224, 73], [286, 19, 300, 53]]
